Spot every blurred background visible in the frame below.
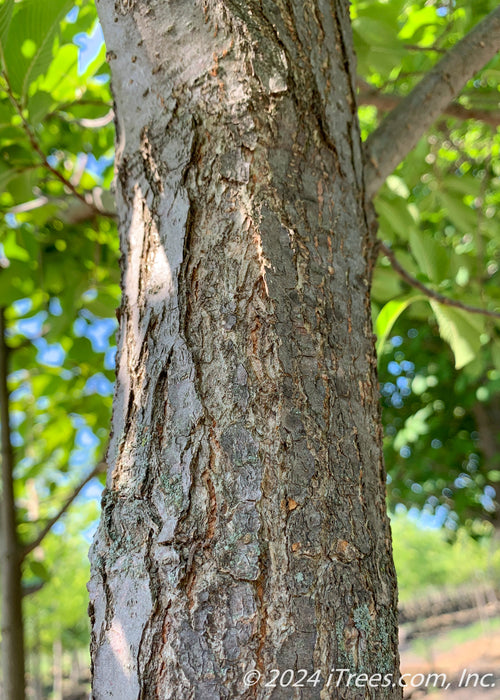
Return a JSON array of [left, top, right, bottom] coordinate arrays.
[[0, 0, 500, 697]]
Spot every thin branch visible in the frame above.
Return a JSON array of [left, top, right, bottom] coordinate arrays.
[[364, 5, 500, 197], [403, 44, 446, 54], [358, 89, 500, 129], [78, 111, 114, 129], [379, 242, 500, 320], [1, 72, 115, 219], [8, 195, 49, 214], [62, 110, 114, 129], [46, 98, 114, 116], [4, 191, 117, 224], [44, 106, 115, 129], [21, 459, 107, 559]]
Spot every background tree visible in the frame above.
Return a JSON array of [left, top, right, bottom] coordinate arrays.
[[354, 0, 500, 533], [0, 2, 116, 697]]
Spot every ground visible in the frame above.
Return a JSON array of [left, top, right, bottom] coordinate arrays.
[[400, 618, 500, 699]]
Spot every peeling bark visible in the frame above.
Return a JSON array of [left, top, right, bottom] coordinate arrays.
[[89, 1, 401, 697]]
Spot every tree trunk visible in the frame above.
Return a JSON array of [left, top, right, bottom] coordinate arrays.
[[473, 399, 500, 534], [70, 649, 81, 689], [0, 307, 26, 700], [30, 618, 43, 700], [25, 612, 40, 700], [89, 1, 401, 698], [52, 636, 63, 700]]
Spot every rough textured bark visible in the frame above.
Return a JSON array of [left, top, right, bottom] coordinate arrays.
[[0, 308, 26, 700], [89, 1, 401, 698]]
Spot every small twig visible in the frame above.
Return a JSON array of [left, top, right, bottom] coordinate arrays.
[[45, 107, 115, 129], [47, 98, 113, 115], [21, 459, 107, 559], [69, 111, 115, 129], [404, 44, 446, 53], [3, 191, 117, 224], [379, 242, 500, 320], [1, 72, 115, 219]]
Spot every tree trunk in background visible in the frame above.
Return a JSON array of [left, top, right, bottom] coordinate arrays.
[[0, 307, 26, 700], [70, 649, 81, 689], [29, 614, 43, 700], [52, 636, 63, 700], [89, 1, 401, 697], [474, 399, 500, 534]]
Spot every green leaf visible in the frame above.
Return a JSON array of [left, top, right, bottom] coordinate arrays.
[[7, 170, 39, 204], [409, 230, 449, 283], [398, 6, 441, 41], [377, 196, 418, 242], [385, 175, 410, 199], [0, 0, 14, 52], [375, 295, 425, 356], [371, 266, 403, 302], [2, 230, 30, 261], [37, 43, 79, 102], [0, 162, 18, 190], [0, 98, 15, 126], [3, 0, 73, 99], [492, 343, 500, 373], [0, 260, 35, 304], [430, 302, 484, 370], [27, 90, 53, 123], [29, 560, 51, 582], [442, 174, 481, 198], [437, 191, 477, 236]]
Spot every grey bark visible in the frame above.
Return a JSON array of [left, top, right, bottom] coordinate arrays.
[[0, 307, 26, 700], [89, 1, 401, 698], [364, 4, 500, 197]]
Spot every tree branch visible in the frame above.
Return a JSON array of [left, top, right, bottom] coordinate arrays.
[[45, 106, 115, 130], [5, 190, 117, 224], [403, 44, 446, 54], [364, 5, 500, 197], [21, 459, 107, 559], [379, 242, 500, 320], [358, 89, 500, 129]]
